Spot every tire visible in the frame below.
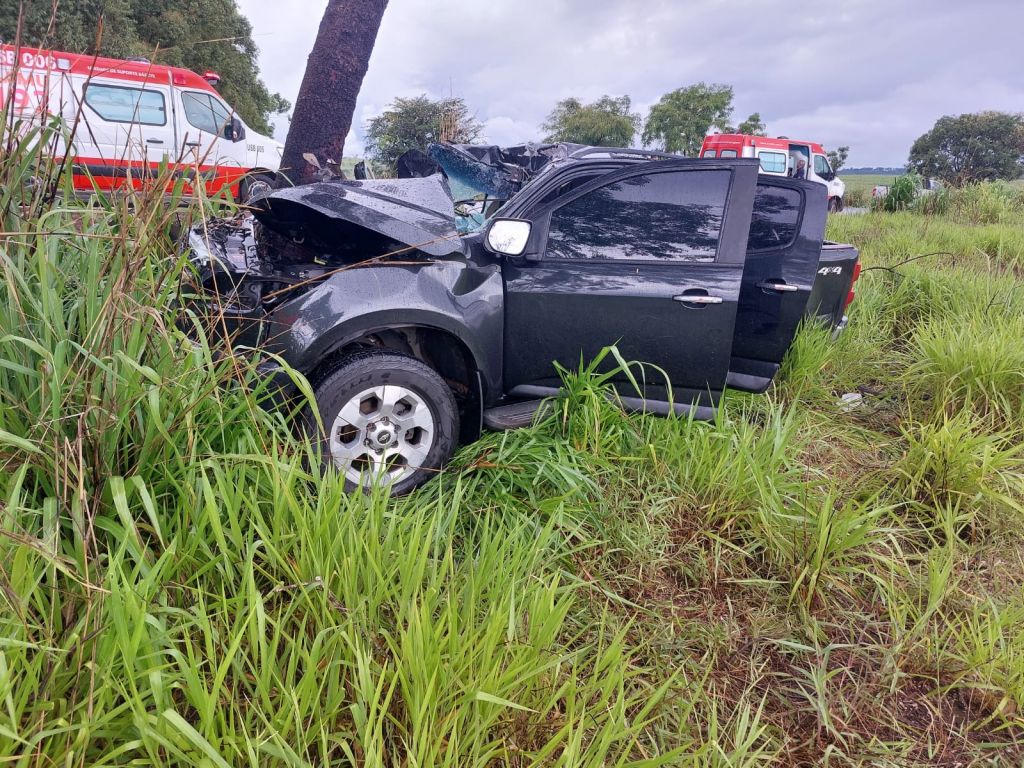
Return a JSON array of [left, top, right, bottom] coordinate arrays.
[[828, 196, 843, 213], [238, 172, 276, 204], [306, 349, 459, 495]]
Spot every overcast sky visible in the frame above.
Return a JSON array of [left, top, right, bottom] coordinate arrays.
[[236, 0, 1021, 167]]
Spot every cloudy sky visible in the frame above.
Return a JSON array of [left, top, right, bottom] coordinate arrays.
[[236, 0, 1021, 167]]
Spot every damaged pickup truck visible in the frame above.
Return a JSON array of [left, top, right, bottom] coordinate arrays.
[[188, 142, 861, 494]]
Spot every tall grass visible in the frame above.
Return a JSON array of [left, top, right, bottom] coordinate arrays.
[[0, 124, 693, 766], [1, 126, 1023, 766]]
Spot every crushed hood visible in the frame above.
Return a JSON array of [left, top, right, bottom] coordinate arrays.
[[254, 175, 464, 258]]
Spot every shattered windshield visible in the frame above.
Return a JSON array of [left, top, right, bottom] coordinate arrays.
[[447, 175, 504, 234], [426, 143, 575, 233]]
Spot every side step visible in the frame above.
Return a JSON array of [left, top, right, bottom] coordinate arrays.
[[483, 399, 553, 431]]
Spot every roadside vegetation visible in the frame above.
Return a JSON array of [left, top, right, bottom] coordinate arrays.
[[839, 174, 895, 208], [1, 127, 1023, 766]]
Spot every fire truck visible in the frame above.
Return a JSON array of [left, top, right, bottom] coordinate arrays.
[[700, 133, 846, 212], [0, 44, 282, 200]]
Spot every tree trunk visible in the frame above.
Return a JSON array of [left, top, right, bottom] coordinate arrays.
[[280, 0, 388, 185]]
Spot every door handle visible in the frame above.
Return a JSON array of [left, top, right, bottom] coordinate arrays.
[[184, 141, 201, 148], [757, 280, 800, 293], [674, 294, 724, 305], [146, 138, 164, 144]]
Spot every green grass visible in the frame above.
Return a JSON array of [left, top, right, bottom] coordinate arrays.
[[1, 125, 1023, 766], [840, 173, 899, 197]]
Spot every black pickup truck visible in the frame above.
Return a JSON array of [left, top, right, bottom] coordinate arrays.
[[189, 143, 860, 494]]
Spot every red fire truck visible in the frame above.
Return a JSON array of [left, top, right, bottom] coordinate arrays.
[[700, 133, 846, 212], [0, 44, 282, 200]]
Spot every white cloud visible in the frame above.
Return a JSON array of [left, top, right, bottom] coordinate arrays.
[[237, 0, 1023, 166], [481, 115, 538, 146]]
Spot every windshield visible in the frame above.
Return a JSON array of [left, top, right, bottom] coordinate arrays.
[[428, 143, 573, 233]]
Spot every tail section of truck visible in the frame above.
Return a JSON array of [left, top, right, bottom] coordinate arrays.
[[728, 177, 861, 393]]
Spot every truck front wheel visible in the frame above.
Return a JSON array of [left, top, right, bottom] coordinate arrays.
[[306, 350, 459, 495], [828, 196, 844, 213]]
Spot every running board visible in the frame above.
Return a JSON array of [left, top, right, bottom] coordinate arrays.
[[485, 387, 718, 432], [483, 399, 553, 431]]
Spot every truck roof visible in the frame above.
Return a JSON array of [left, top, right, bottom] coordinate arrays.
[[1, 44, 219, 94]]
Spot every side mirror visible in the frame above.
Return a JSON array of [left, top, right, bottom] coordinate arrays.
[[485, 218, 533, 257], [226, 116, 245, 142]]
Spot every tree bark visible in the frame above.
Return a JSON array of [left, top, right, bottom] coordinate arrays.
[[280, 0, 388, 185]]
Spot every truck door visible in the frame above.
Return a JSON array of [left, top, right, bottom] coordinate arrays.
[[728, 179, 827, 392], [176, 89, 246, 195], [78, 79, 176, 189], [502, 159, 758, 411]]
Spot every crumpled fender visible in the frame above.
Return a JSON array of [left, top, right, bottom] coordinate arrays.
[[262, 259, 505, 396]]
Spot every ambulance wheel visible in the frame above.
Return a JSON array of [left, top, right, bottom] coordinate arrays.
[[828, 196, 844, 213], [239, 173, 276, 204]]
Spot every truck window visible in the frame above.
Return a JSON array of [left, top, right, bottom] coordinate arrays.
[[719, 149, 738, 158], [537, 173, 603, 206], [702, 150, 717, 158], [545, 170, 729, 263], [813, 155, 832, 177], [757, 151, 787, 174], [181, 91, 231, 136], [85, 84, 166, 126], [748, 185, 801, 250]]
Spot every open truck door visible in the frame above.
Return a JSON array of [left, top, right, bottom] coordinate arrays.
[[728, 178, 828, 392], [501, 158, 759, 415]]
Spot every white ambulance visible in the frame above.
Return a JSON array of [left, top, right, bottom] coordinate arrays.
[[0, 44, 282, 200], [701, 133, 847, 212]]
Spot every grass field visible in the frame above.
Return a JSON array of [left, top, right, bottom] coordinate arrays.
[[842, 174, 1024, 209], [840, 173, 900, 196], [2, 129, 1023, 766]]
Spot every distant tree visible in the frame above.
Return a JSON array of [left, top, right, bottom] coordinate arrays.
[[364, 95, 484, 172], [132, 0, 290, 135], [0, 0, 289, 134], [542, 95, 641, 148], [0, 0, 137, 56], [642, 83, 734, 156], [736, 112, 766, 136], [908, 112, 1024, 186], [827, 146, 850, 172], [280, 0, 388, 185]]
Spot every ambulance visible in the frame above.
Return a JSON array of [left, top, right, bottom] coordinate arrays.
[[0, 44, 283, 201], [701, 133, 846, 212]]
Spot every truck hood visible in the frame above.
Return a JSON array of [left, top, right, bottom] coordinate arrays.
[[254, 175, 465, 258]]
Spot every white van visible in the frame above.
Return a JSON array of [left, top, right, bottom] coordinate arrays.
[[1, 44, 282, 200], [701, 133, 846, 212]]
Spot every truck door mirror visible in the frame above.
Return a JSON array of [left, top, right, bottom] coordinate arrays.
[[485, 218, 533, 257], [225, 116, 245, 142]]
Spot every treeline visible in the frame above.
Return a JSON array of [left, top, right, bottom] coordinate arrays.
[[843, 168, 904, 175], [365, 83, 788, 172], [366, 90, 1023, 187]]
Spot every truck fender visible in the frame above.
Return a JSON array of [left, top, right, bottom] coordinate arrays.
[[263, 260, 505, 400]]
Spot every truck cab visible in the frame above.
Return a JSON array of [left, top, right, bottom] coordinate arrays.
[[701, 134, 846, 212]]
